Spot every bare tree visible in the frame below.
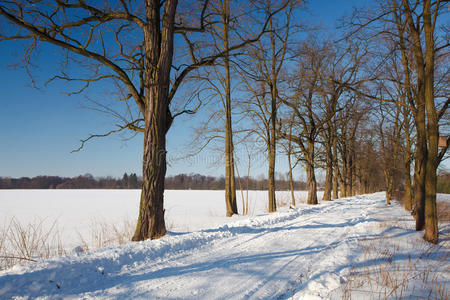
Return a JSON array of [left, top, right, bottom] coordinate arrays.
[[0, 0, 287, 240], [238, 0, 296, 212], [378, 102, 403, 205], [345, 0, 448, 243], [279, 41, 336, 205]]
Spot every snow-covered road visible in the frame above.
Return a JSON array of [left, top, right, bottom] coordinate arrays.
[[0, 192, 448, 299]]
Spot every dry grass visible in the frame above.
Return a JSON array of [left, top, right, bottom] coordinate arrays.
[[0, 216, 136, 270], [0, 217, 66, 270], [77, 217, 135, 252], [437, 201, 450, 223], [340, 224, 449, 300], [276, 194, 291, 209], [392, 192, 450, 224]]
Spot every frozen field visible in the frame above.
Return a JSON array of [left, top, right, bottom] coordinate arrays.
[[0, 190, 448, 299], [0, 189, 322, 249]]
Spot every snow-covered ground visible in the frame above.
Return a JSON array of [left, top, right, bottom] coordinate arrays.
[[0, 189, 322, 249], [0, 191, 448, 299]]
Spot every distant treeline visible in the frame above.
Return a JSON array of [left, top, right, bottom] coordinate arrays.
[[0, 173, 140, 189], [0, 173, 308, 190], [165, 174, 308, 190]]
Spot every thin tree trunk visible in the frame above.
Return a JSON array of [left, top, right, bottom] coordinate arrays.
[[340, 175, 347, 198], [323, 141, 333, 201], [287, 146, 296, 206], [384, 169, 393, 205], [223, 0, 237, 217], [332, 133, 339, 199], [268, 138, 276, 212], [346, 150, 352, 197], [403, 152, 413, 211], [268, 79, 277, 213], [287, 114, 296, 206], [235, 163, 245, 216]]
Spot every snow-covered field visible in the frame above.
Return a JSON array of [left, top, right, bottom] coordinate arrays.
[[0, 190, 322, 249], [0, 191, 448, 299]]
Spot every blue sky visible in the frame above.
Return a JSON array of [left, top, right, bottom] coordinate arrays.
[[3, 0, 436, 179]]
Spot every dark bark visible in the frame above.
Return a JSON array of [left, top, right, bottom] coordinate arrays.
[[268, 133, 277, 212], [332, 133, 339, 199], [306, 142, 318, 204], [403, 146, 413, 211], [323, 141, 333, 201], [423, 0, 438, 243], [287, 140, 296, 206], [132, 0, 177, 241], [223, 0, 238, 217]]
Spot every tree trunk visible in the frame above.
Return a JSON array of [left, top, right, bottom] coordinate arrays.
[[340, 175, 347, 198], [132, 0, 177, 241], [268, 76, 277, 213], [306, 162, 318, 205], [287, 148, 296, 206], [423, 0, 438, 243], [223, 0, 238, 217], [132, 119, 168, 240], [345, 151, 352, 197], [268, 138, 276, 212], [350, 148, 356, 196], [332, 134, 339, 199], [340, 140, 348, 198], [403, 153, 413, 211], [384, 169, 393, 205], [323, 142, 333, 201], [306, 142, 318, 204], [413, 136, 426, 230]]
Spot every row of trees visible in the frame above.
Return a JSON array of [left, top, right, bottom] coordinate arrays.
[[191, 0, 449, 244], [0, 0, 448, 243], [0, 174, 140, 189], [0, 173, 311, 190]]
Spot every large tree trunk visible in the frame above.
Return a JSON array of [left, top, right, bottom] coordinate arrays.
[[413, 130, 427, 231], [132, 0, 176, 241], [424, 147, 438, 243], [223, 0, 238, 217], [132, 117, 168, 240], [423, 0, 438, 243], [306, 141, 318, 204], [306, 162, 318, 205], [402, 0, 427, 233]]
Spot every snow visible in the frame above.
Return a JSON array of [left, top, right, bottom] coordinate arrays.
[[0, 189, 321, 248], [438, 193, 450, 203], [0, 191, 448, 299]]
